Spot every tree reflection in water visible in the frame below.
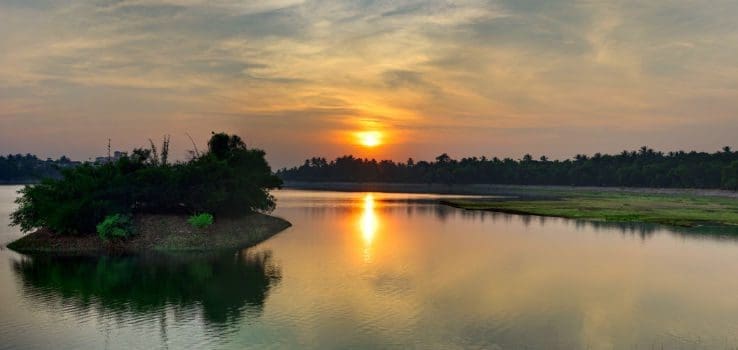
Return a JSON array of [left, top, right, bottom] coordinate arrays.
[[12, 249, 281, 331]]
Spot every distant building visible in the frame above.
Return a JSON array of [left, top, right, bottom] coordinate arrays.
[[95, 151, 127, 164]]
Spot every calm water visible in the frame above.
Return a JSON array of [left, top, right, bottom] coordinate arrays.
[[2, 187, 738, 349]]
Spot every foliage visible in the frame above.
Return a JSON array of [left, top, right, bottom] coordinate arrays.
[[0, 154, 78, 183], [721, 161, 738, 190], [97, 214, 134, 240], [188, 213, 214, 228], [11, 132, 282, 235], [278, 146, 738, 190]]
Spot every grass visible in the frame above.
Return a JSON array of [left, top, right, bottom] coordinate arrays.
[[187, 213, 214, 229], [442, 190, 738, 228]]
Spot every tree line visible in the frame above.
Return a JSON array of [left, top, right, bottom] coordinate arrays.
[[277, 146, 738, 190], [0, 154, 78, 183]]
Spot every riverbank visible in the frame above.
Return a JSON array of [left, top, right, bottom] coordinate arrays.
[[283, 181, 738, 228], [283, 181, 738, 199], [6, 213, 291, 254], [442, 191, 738, 228]]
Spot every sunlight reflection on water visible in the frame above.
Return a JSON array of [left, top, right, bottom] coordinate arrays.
[[4, 187, 738, 349], [359, 194, 378, 264]]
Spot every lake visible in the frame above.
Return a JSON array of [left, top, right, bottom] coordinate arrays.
[[2, 186, 738, 349]]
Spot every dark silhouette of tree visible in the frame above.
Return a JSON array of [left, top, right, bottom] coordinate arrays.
[[0, 154, 79, 183], [277, 146, 738, 190], [208, 132, 246, 160]]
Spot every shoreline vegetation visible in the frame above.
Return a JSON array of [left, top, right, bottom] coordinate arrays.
[[278, 147, 738, 190], [0, 154, 78, 184], [6, 132, 289, 254], [284, 181, 738, 229], [441, 194, 738, 228], [283, 181, 738, 198]]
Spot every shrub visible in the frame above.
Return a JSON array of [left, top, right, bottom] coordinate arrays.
[[96, 214, 134, 240], [10, 132, 282, 235], [188, 213, 214, 228]]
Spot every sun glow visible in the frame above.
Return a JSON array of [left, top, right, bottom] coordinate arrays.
[[356, 131, 382, 147]]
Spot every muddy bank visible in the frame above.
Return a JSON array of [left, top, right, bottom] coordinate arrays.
[[6, 213, 291, 254]]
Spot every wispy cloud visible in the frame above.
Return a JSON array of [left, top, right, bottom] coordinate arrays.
[[2, 0, 738, 166]]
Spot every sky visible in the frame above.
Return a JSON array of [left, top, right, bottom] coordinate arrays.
[[2, 0, 738, 168]]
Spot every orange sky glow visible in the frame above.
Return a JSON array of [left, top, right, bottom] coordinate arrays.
[[2, 1, 738, 168]]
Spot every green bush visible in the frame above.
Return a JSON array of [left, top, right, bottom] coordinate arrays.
[[96, 214, 134, 240], [11, 132, 282, 235], [188, 213, 214, 228]]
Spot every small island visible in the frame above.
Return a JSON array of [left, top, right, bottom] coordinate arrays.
[[6, 132, 291, 254]]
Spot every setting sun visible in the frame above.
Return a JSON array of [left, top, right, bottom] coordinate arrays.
[[356, 131, 382, 147]]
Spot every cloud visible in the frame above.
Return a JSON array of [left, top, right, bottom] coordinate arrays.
[[2, 0, 738, 166]]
